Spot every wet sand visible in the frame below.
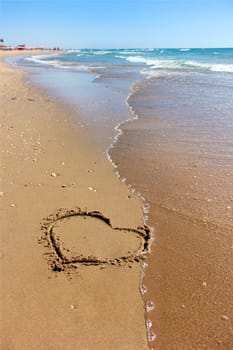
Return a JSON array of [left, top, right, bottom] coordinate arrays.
[[111, 83, 233, 349], [0, 52, 149, 350]]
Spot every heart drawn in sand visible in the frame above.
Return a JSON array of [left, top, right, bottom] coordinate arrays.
[[40, 208, 151, 271]]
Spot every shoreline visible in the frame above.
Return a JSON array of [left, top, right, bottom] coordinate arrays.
[[111, 75, 233, 348], [0, 52, 150, 349]]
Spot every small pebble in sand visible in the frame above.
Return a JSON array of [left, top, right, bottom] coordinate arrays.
[[202, 281, 207, 287], [61, 184, 67, 188], [51, 173, 57, 177], [221, 315, 229, 321], [88, 169, 94, 173], [88, 186, 96, 192], [70, 304, 75, 310], [10, 204, 15, 207], [62, 162, 65, 166], [33, 158, 37, 162], [181, 304, 186, 309], [0, 192, 3, 198]]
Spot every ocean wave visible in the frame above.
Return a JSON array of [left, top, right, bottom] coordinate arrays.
[[64, 50, 112, 56], [25, 54, 59, 65], [25, 55, 99, 72], [119, 50, 145, 55], [210, 64, 233, 72], [115, 55, 127, 59], [125, 56, 181, 68], [119, 55, 233, 73], [26, 52, 233, 75], [184, 60, 233, 73], [93, 50, 112, 55], [125, 56, 156, 64], [180, 48, 190, 51], [66, 49, 82, 53]]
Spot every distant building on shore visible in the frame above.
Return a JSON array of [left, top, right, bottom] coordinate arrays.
[[0, 39, 61, 51], [16, 44, 26, 50]]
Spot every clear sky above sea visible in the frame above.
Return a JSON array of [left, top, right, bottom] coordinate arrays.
[[0, 0, 232, 49]]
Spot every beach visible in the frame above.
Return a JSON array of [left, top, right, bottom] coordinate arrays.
[[0, 52, 150, 350], [1, 48, 233, 350]]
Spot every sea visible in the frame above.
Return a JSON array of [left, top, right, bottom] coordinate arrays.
[[9, 48, 233, 349]]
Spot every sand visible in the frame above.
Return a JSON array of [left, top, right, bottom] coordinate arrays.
[[0, 52, 150, 350]]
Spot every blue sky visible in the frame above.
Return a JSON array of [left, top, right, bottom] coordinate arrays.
[[0, 0, 232, 48]]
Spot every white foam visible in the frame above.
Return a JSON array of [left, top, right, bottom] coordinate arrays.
[[125, 56, 182, 70], [119, 50, 145, 55], [140, 284, 148, 295], [146, 300, 155, 312], [66, 49, 82, 53], [93, 50, 111, 55], [184, 60, 233, 73], [125, 56, 153, 64], [209, 64, 233, 73], [115, 55, 126, 60], [119, 54, 233, 74], [148, 332, 157, 342], [25, 55, 106, 73], [141, 261, 148, 269], [142, 203, 150, 214], [146, 319, 153, 330], [141, 62, 233, 78], [25, 55, 70, 69], [180, 48, 190, 51], [103, 75, 156, 347], [25, 54, 59, 65]]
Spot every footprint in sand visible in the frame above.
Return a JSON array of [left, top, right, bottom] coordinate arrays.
[[40, 208, 151, 271]]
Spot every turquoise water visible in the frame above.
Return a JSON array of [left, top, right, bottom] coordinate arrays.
[[24, 48, 233, 74]]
